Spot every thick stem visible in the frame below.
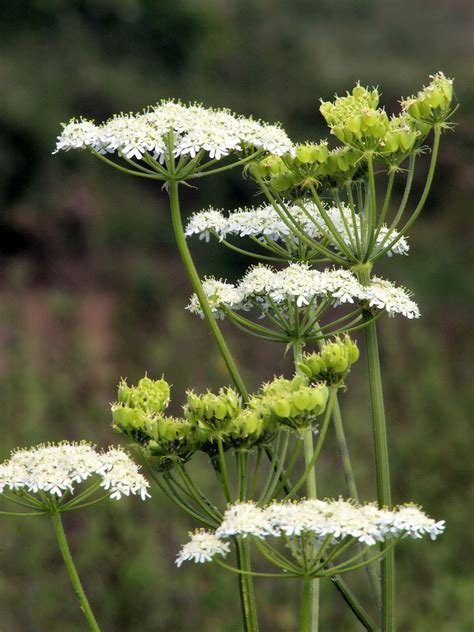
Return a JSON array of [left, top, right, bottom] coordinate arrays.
[[293, 343, 319, 632], [332, 397, 382, 608], [168, 179, 249, 400], [50, 512, 101, 632], [300, 578, 313, 632], [235, 538, 260, 632], [356, 265, 395, 632]]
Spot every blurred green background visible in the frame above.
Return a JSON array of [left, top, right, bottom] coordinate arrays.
[[0, 1, 472, 630]]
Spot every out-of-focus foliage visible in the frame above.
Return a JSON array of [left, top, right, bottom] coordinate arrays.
[[0, 1, 472, 630]]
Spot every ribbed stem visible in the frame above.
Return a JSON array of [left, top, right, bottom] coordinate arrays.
[[356, 264, 395, 632], [332, 396, 382, 608], [50, 512, 100, 632], [294, 342, 319, 632], [168, 179, 259, 630], [168, 179, 249, 400], [300, 578, 313, 632]]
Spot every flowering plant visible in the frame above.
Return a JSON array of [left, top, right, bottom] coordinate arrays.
[[1, 72, 454, 631]]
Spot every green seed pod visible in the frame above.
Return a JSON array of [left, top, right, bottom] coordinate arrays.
[[321, 342, 344, 368], [272, 399, 292, 418], [362, 110, 377, 128], [407, 101, 421, 119], [332, 356, 349, 373], [292, 389, 310, 412], [384, 132, 400, 153], [225, 388, 241, 413], [270, 172, 297, 192], [112, 405, 140, 430], [296, 145, 316, 164], [187, 391, 202, 413], [311, 386, 329, 414], [307, 355, 323, 376], [347, 116, 362, 135], [296, 361, 313, 378], [417, 98, 432, 117], [214, 400, 228, 421], [344, 336, 360, 364], [290, 375, 307, 390]]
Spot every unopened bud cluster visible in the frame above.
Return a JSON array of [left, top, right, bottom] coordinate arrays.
[[298, 336, 359, 384]]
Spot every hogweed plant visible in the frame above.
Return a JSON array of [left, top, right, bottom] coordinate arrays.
[[0, 72, 453, 631]]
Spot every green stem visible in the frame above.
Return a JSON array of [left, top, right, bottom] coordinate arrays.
[[293, 342, 319, 632], [235, 538, 260, 632], [300, 578, 313, 632], [332, 397, 382, 608], [217, 437, 232, 502], [50, 512, 100, 632], [356, 265, 395, 632], [364, 154, 378, 261], [332, 396, 359, 497], [330, 575, 379, 632], [286, 386, 336, 499], [168, 180, 249, 400], [373, 126, 441, 261]]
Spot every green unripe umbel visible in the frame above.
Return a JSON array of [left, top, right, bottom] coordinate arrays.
[[185, 387, 242, 440], [299, 335, 360, 384], [402, 72, 454, 125]]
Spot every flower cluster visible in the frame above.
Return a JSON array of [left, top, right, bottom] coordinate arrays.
[[402, 72, 454, 125], [250, 375, 329, 433], [55, 101, 294, 162], [250, 144, 368, 197], [0, 442, 150, 501], [187, 263, 420, 320], [298, 336, 360, 384], [112, 372, 332, 465], [176, 500, 445, 567], [185, 202, 409, 257], [176, 530, 231, 567], [319, 84, 422, 158]]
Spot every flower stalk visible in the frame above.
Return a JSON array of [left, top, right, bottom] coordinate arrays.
[[50, 512, 101, 632], [356, 263, 395, 632]]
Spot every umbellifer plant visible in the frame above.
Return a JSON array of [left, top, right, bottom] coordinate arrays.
[[1, 72, 454, 631]]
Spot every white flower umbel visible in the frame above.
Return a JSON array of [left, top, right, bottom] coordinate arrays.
[[185, 202, 409, 257], [176, 530, 231, 567], [186, 278, 247, 319], [176, 499, 445, 568], [216, 502, 275, 539], [0, 442, 150, 501], [186, 263, 420, 321], [389, 504, 446, 540], [55, 101, 294, 162], [360, 277, 420, 319]]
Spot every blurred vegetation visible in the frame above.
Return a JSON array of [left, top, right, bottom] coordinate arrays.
[[0, 1, 472, 630]]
